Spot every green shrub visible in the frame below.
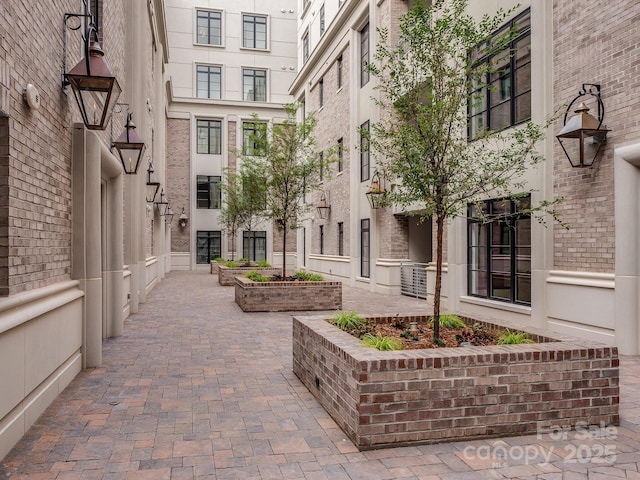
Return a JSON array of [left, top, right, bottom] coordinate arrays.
[[224, 261, 238, 268], [497, 330, 534, 345], [214, 257, 225, 262], [293, 271, 324, 281], [256, 260, 272, 267], [245, 270, 270, 282], [239, 257, 249, 263], [430, 314, 465, 329], [361, 333, 403, 351], [330, 311, 365, 330]]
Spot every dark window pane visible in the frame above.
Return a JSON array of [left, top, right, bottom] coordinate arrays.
[[516, 275, 531, 303], [469, 270, 488, 296], [491, 273, 511, 301]]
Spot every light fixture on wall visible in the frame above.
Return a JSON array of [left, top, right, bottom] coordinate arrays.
[[145, 161, 160, 203], [164, 205, 174, 225], [366, 172, 386, 209], [178, 207, 189, 228], [62, 2, 121, 130], [556, 83, 610, 168], [112, 113, 146, 174], [316, 191, 331, 219], [155, 188, 169, 216]]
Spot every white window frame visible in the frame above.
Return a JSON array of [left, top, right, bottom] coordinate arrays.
[[194, 8, 224, 47], [241, 13, 269, 51]]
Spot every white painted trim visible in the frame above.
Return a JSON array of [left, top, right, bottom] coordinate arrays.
[[546, 270, 615, 288]]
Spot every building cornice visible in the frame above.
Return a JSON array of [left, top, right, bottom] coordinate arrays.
[[289, 0, 364, 95]]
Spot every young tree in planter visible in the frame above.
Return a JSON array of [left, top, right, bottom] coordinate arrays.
[[241, 103, 329, 278], [219, 170, 242, 261], [220, 165, 267, 262], [367, 0, 561, 344]]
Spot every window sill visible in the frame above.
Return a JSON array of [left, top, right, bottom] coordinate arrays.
[[460, 295, 532, 315], [194, 42, 225, 49], [239, 46, 271, 53]]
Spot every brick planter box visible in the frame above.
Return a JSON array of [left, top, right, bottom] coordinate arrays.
[[218, 265, 281, 286], [210, 261, 225, 274], [235, 276, 342, 312], [292, 314, 619, 450]]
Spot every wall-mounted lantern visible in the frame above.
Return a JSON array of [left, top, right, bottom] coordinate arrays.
[[164, 205, 174, 225], [366, 172, 386, 209], [145, 161, 160, 203], [556, 83, 610, 168], [62, 4, 121, 130], [316, 191, 331, 219], [112, 113, 146, 174], [155, 188, 169, 216], [178, 208, 189, 228]]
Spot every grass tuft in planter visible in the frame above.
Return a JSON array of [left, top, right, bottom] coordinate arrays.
[[245, 270, 270, 282], [361, 333, 403, 351], [497, 329, 535, 345]]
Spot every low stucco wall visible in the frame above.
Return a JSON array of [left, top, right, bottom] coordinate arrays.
[[0, 281, 84, 461], [293, 315, 619, 450]]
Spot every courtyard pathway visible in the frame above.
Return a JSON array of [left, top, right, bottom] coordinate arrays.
[[1, 270, 639, 479]]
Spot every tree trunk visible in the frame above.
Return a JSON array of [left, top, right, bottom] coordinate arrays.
[[433, 214, 444, 343], [282, 223, 287, 278]]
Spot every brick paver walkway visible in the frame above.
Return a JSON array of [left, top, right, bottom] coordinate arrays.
[[1, 270, 639, 479]]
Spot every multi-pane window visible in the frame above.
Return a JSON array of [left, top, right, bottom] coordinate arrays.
[[338, 222, 344, 256], [319, 78, 324, 107], [319, 4, 325, 36], [243, 14, 267, 49], [243, 231, 267, 262], [337, 55, 343, 89], [360, 121, 369, 182], [196, 10, 222, 45], [196, 65, 221, 99], [243, 121, 267, 156], [303, 31, 309, 63], [360, 219, 370, 278], [243, 68, 267, 102], [468, 8, 531, 139], [319, 225, 324, 254], [337, 137, 343, 172], [196, 175, 222, 209], [196, 231, 221, 264], [196, 119, 222, 154], [360, 22, 370, 87], [467, 195, 531, 305]]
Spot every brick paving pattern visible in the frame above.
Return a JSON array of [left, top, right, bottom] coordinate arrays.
[[1, 270, 639, 479]]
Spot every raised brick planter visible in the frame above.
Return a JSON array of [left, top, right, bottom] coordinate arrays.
[[210, 261, 225, 274], [218, 265, 281, 286], [235, 276, 342, 312], [292, 314, 619, 450]]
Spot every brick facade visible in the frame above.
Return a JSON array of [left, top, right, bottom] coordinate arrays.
[[310, 45, 351, 257], [552, 0, 640, 272], [167, 118, 190, 253], [0, 0, 139, 295]]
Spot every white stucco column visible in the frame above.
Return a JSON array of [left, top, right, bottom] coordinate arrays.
[[614, 141, 640, 355], [71, 124, 102, 368]]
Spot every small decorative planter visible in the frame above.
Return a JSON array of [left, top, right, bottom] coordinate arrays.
[[292, 314, 619, 450], [235, 276, 342, 312], [218, 265, 281, 286]]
